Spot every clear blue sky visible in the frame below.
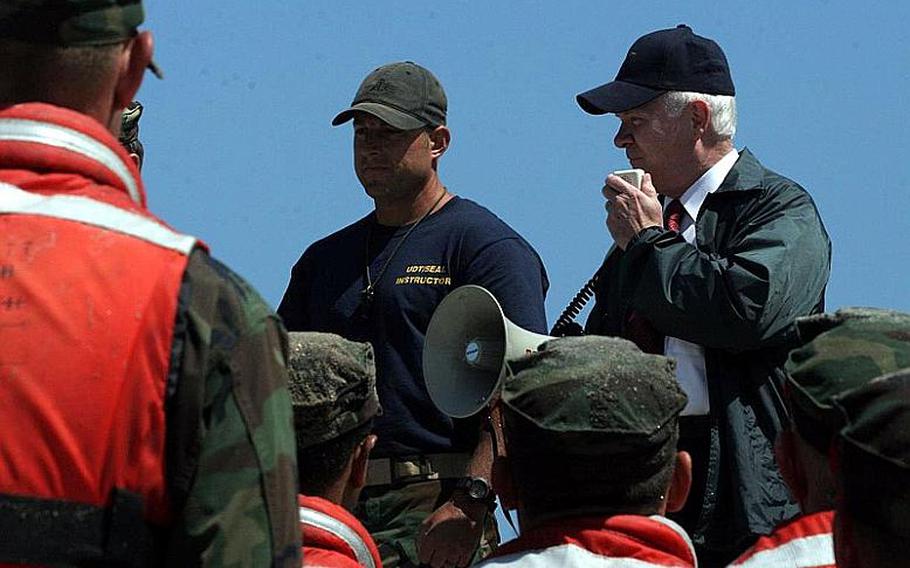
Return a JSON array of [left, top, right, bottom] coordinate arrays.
[[137, 1, 909, 322]]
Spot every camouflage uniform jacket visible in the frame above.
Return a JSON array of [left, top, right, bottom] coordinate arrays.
[[0, 103, 299, 567], [165, 249, 300, 566]]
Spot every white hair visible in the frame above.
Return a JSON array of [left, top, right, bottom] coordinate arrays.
[[663, 91, 737, 140]]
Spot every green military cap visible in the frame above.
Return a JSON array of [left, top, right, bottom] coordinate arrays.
[[785, 307, 910, 451], [287, 332, 381, 449], [0, 0, 143, 46], [834, 370, 910, 537], [502, 336, 686, 462], [0, 0, 163, 77]]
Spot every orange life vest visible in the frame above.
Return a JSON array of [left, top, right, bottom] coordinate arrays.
[[0, 103, 199, 566]]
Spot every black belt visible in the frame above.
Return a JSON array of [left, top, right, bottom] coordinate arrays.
[[0, 489, 155, 567]]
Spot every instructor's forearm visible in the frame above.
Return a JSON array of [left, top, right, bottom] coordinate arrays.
[[465, 428, 494, 479]]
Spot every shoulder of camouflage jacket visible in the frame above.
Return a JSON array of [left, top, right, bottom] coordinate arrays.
[[168, 249, 299, 567]]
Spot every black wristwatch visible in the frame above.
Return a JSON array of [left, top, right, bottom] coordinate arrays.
[[454, 476, 495, 509]]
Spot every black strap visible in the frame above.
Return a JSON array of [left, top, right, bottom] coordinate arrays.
[[0, 489, 154, 567]]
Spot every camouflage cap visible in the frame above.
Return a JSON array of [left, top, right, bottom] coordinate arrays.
[[0, 0, 143, 46], [287, 332, 381, 449], [501, 336, 686, 460], [0, 0, 163, 78], [834, 370, 910, 536], [785, 307, 910, 451]]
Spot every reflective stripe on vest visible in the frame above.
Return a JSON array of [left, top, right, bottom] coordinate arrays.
[[732, 533, 834, 567], [299, 506, 377, 568], [0, 118, 141, 205], [0, 182, 195, 526], [0, 182, 195, 254]]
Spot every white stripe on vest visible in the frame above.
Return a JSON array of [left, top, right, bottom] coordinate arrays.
[[299, 506, 376, 568], [0, 118, 141, 205], [731, 533, 833, 568], [479, 544, 688, 567], [0, 183, 196, 255]]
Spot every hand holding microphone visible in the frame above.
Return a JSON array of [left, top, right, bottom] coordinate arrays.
[[602, 168, 664, 250]]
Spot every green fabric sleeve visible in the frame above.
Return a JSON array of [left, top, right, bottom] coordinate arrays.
[[164, 249, 300, 567], [622, 183, 830, 352]]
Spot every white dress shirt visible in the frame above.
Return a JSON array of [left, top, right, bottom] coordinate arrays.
[[665, 148, 739, 416]]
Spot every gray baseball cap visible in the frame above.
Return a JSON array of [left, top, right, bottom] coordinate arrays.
[[332, 61, 447, 130]]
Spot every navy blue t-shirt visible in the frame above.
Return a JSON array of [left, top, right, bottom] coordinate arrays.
[[278, 197, 549, 457]]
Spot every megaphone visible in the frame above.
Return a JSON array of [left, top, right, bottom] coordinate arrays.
[[423, 285, 554, 418]]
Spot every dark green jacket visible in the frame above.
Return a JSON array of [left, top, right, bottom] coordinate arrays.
[[585, 149, 831, 552]]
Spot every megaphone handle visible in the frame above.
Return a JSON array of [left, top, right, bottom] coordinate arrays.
[[484, 404, 520, 536], [483, 404, 505, 456]]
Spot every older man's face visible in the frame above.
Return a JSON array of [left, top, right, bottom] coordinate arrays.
[[613, 97, 694, 197]]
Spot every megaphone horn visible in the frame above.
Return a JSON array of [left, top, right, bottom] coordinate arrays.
[[423, 285, 554, 418]]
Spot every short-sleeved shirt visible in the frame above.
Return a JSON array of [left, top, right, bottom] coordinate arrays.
[[279, 196, 548, 457]]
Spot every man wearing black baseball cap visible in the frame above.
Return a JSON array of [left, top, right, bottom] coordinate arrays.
[[576, 25, 831, 564], [279, 61, 549, 568]]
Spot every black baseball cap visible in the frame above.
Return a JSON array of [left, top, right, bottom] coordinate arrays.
[[577, 25, 734, 115], [332, 61, 447, 130]]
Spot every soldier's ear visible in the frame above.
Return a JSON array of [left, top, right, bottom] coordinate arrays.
[[350, 434, 377, 490], [113, 31, 153, 113], [666, 450, 692, 513]]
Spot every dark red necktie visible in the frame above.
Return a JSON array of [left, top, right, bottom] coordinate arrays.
[[665, 199, 684, 233], [623, 200, 685, 353]]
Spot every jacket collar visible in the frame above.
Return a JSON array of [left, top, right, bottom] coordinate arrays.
[[675, 148, 739, 224], [491, 514, 697, 566], [714, 147, 765, 194], [0, 103, 145, 206]]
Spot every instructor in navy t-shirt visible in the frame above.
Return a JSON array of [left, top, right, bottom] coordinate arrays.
[[278, 61, 548, 568]]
